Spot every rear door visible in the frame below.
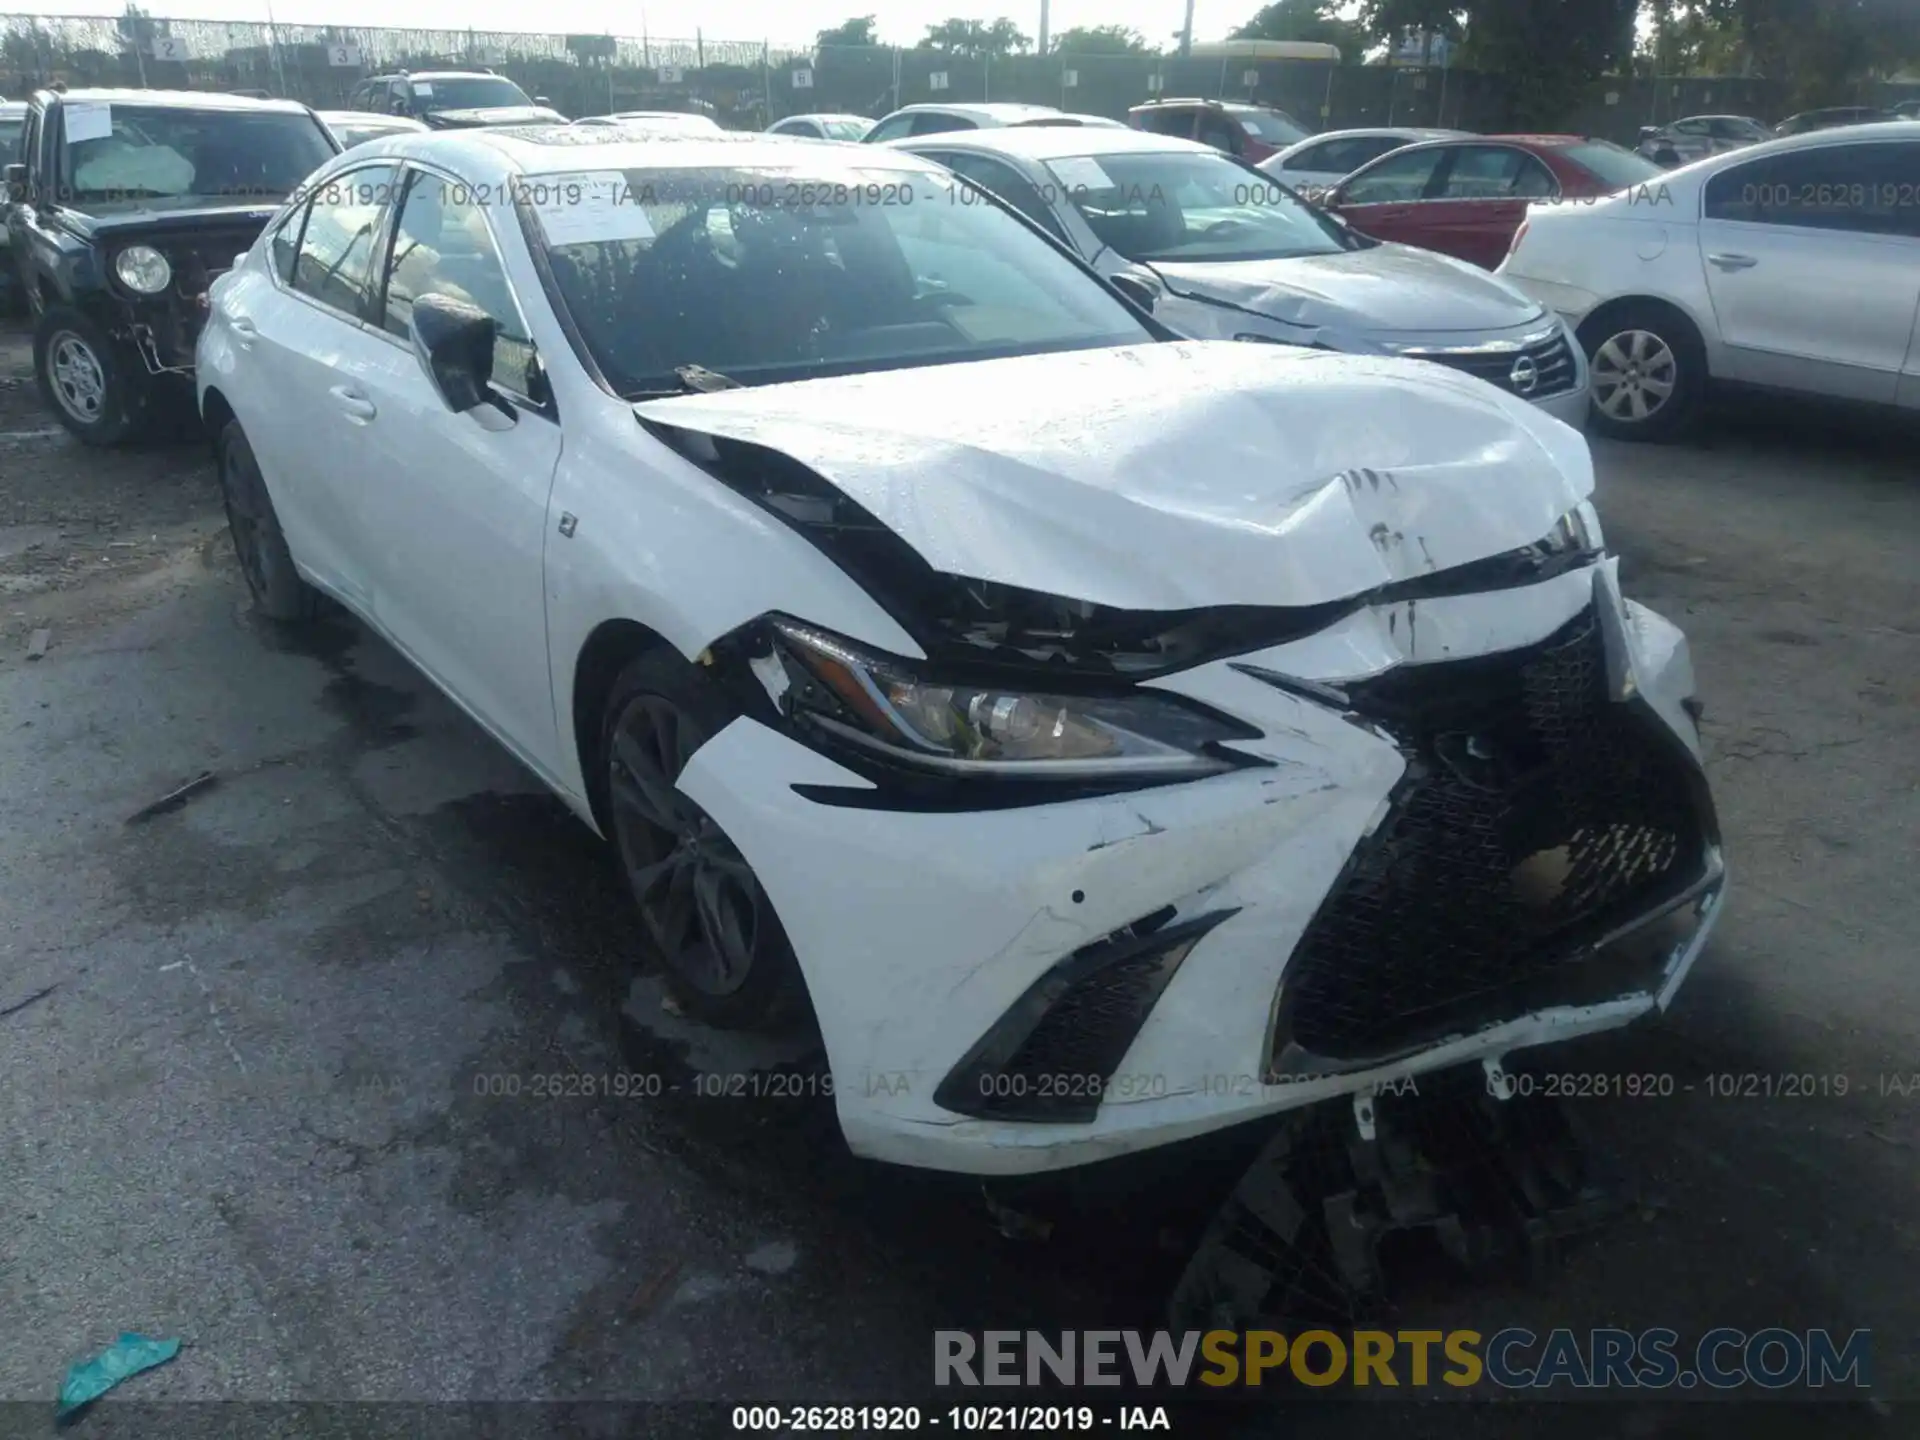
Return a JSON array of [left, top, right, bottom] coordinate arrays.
[[232, 162, 399, 608], [1413, 144, 1558, 268], [1699, 139, 1920, 404], [1326, 143, 1449, 247]]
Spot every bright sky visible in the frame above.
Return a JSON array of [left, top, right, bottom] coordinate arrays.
[[5, 0, 1262, 51]]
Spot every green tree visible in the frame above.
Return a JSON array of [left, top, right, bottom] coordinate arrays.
[[816, 16, 880, 49], [1689, 0, 1918, 104], [1050, 25, 1154, 54], [1230, 0, 1370, 59], [919, 18, 1033, 57]]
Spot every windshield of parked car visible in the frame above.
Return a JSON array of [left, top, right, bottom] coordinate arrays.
[[1557, 139, 1666, 190], [412, 77, 534, 111], [1229, 109, 1310, 146], [331, 117, 412, 147], [1048, 149, 1348, 263], [61, 106, 336, 202], [820, 118, 871, 140], [0, 115, 23, 161], [531, 163, 1153, 395]]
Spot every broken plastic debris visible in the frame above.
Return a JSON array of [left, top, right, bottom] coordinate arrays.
[[56, 1333, 181, 1420], [26, 627, 52, 660], [981, 1185, 1053, 1242], [125, 771, 218, 825]]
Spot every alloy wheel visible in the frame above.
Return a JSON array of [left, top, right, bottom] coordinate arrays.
[[47, 331, 106, 425], [608, 694, 765, 998], [1591, 329, 1677, 425]]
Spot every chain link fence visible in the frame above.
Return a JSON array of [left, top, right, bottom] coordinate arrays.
[[5, 14, 1912, 139]]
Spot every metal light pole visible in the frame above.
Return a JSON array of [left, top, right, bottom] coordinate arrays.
[[1038, 0, 1049, 60]]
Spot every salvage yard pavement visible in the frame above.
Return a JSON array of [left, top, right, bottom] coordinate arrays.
[[0, 311, 1914, 1438]]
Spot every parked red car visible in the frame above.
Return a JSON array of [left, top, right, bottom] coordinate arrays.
[[1319, 134, 1667, 269]]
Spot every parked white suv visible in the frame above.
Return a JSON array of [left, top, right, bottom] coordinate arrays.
[[200, 127, 1723, 1175], [1499, 123, 1920, 439]]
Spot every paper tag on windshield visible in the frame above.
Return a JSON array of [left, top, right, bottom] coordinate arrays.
[[533, 172, 658, 247], [64, 102, 113, 143], [412, 82, 432, 96], [1047, 156, 1113, 192]]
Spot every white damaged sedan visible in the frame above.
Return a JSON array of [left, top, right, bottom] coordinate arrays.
[[200, 129, 1725, 1175]]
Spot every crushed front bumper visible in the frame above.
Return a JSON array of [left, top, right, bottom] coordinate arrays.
[[677, 558, 1723, 1176]]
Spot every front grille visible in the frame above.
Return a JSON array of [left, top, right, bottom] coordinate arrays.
[[1271, 607, 1709, 1064], [1404, 331, 1579, 400], [153, 227, 265, 292]]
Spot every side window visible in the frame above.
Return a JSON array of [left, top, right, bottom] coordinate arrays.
[[1704, 142, 1920, 236], [866, 114, 914, 144], [1512, 154, 1559, 198], [910, 112, 974, 136], [938, 152, 1068, 240], [1135, 107, 1193, 138], [786, 119, 822, 138], [1437, 145, 1528, 199], [268, 204, 306, 283], [380, 168, 537, 395], [288, 164, 395, 317], [1338, 146, 1445, 204], [1196, 115, 1240, 154]]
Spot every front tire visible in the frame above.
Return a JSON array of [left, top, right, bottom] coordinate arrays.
[[600, 648, 806, 1032], [33, 304, 148, 446], [218, 420, 318, 622], [1581, 303, 1705, 442]]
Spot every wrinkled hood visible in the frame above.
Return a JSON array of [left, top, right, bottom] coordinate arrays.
[[53, 198, 281, 238], [1152, 243, 1545, 338], [634, 341, 1593, 612], [424, 105, 564, 129]]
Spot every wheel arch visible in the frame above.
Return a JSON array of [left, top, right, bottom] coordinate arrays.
[[571, 617, 675, 834], [1575, 294, 1712, 376]]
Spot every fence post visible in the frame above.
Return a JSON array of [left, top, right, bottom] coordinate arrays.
[[696, 29, 704, 70], [763, 39, 772, 124]]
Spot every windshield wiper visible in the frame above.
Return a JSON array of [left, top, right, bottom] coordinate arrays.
[[673, 365, 742, 393], [626, 365, 745, 400]]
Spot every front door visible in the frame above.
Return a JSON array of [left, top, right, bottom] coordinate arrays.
[[1699, 140, 1920, 404], [1328, 143, 1449, 250], [342, 165, 566, 775]]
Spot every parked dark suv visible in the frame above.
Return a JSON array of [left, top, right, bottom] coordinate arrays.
[[345, 70, 563, 129], [4, 88, 338, 444], [1127, 98, 1312, 162]]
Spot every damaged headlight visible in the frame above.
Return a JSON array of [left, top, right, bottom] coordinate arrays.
[[1545, 501, 1604, 555], [114, 245, 172, 295], [768, 619, 1247, 780]]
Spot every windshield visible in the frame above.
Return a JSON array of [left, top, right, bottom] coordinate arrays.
[[1560, 140, 1669, 190], [820, 118, 871, 140], [331, 117, 409, 147], [413, 77, 533, 111], [1047, 150, 1347, 263], [0, 117, 23, 160], [61, 105, 336, 202], [529, 164, 1152, 396], [1232, 109, 1311, 146]]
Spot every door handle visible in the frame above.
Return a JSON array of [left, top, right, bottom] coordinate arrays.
[[328, 384, 377, 423], [228, 315, 257, 348], [1707, 252, 1757, 271]]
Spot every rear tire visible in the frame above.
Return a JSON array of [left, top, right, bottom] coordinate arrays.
[[1580, 302, 1705, 443], [218, 420, 319, 622], [33, 304, 149, 446], [600, 647, 807, 1032]]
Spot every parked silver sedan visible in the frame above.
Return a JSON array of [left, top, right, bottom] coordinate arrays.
[[895, 126, 1589, 427], [1260, 126, 1467, 195]]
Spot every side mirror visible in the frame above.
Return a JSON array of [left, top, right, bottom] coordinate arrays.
[[4, 162, 26, 201], [1110, 272, 1156, 312], [409, 293, 497, 414], [1637, 126, 1657, 141]]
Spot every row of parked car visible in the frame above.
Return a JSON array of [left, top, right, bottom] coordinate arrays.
[[1634, 103, 1920, 166], [7, 76, 1918, 449], [6, 81, 1730, 1177]]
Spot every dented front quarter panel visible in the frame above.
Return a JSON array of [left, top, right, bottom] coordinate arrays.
[[634, 341, 1594, 612]]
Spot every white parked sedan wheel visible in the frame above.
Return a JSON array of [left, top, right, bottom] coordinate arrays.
[[1581, 304, 1704, 443]]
